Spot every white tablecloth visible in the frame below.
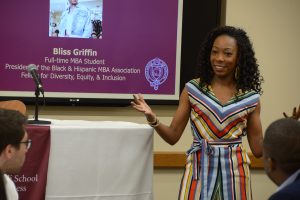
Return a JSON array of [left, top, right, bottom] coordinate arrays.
[[45, 120, 153, 200]]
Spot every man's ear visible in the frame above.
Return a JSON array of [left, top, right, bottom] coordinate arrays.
[[3, 144, 16, 160], [266, 157, 277, 173]]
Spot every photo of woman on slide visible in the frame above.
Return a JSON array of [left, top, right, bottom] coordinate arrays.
[[49, 0, 103, 39]]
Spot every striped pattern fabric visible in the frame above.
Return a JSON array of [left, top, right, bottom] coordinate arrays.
[[178, 79, 260, 200]]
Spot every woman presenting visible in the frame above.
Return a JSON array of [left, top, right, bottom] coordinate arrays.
[[132, 26, 264, 200]]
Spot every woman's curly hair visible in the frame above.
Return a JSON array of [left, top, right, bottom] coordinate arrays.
[[196, 26, 263, 94]]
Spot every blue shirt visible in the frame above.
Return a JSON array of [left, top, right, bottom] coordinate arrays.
[[59, 4, 92, 38]]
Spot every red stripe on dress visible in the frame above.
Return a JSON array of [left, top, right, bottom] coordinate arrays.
[[188, 179, 197, 200], [193, 105, 244, 138], [236, 149, 247, 200]]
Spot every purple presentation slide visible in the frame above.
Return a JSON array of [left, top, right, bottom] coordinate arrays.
[[0, 0, 181, 100]]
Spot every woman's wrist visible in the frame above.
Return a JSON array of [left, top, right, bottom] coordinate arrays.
[[146, 115, 156, 124], [146, 115, 160, 127]]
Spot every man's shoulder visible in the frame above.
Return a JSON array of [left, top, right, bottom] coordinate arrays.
[[3, 174, 12, 181], [269, 180, 300, 200], [3, 174, 19, 199]]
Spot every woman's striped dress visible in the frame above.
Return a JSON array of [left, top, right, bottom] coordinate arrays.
[[178, 79, 260, 200]]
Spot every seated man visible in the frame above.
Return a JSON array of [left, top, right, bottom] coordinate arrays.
[[0, 109, 29, 199], [263, 118, 300, 200]]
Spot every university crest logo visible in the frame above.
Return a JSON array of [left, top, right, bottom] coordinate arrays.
[[145, 58, 168, 90]]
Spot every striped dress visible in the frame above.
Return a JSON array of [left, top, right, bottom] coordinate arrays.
[[178, 79, 260, 200]]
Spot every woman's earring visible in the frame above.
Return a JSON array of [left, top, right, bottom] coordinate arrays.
[[235, 66, 239, 80]]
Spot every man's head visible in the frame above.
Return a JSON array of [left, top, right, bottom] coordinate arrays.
[[0, 109, 28, 174], [263, 118, 300, 186], [68, 0, 78, 6]]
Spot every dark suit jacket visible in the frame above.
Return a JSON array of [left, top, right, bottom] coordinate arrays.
[[269, 173, 300, 200]]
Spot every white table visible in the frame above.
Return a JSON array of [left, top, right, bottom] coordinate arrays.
[[45, 120, 153, 200]]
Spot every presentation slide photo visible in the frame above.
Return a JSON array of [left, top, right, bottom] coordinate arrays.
[[49, 0, 103, 39]]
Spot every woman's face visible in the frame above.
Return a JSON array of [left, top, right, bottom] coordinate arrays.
[[210, 35, 238, 78], [68, 0, 78, 6]]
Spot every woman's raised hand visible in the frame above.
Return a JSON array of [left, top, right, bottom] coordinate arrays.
[[131, 94, 156, 121]]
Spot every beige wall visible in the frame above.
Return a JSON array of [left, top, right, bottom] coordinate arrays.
[[26, 0, 300, 199], [226, 0, 300, 130]]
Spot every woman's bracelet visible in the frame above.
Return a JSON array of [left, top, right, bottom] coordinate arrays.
[[147, 117, 160, 127]]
